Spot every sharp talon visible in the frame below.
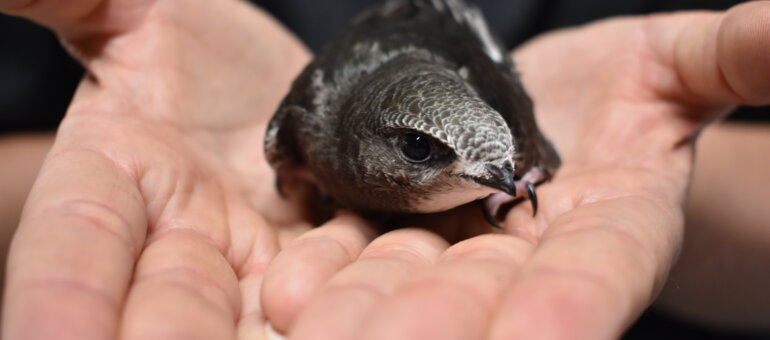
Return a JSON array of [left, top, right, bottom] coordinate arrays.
[[526, 182, 538, 216], [481, 202, 503, 229]]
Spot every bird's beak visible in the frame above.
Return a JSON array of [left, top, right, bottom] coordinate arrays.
[[472, 163, 517, 196], [472, 163, 544, 229]]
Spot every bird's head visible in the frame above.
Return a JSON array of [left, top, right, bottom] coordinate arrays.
[[323, 56, 522, 214]]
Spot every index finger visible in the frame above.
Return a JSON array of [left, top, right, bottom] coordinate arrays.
[[0, 0, 149, 37], [489, 197, 681, 339], [2, 147, 146, 340]]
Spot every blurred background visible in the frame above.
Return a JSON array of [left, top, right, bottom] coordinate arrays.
[[1, 0, 767, 338]]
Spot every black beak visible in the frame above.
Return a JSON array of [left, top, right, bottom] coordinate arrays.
[[473, 162, 517, 196]]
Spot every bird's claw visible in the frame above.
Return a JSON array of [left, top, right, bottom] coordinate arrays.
[[481, 180, 539, 229], [482, 201, 503, 229], [526, 181, 538, 216]]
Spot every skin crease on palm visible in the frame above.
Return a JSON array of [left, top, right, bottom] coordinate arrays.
[[0, 1, 769, 340]]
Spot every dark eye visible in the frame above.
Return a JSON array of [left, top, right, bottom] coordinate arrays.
[[399, 133, 431, 162]]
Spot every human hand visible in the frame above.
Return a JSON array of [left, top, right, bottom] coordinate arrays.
[[0, 0, 347, 339], [657, 122, 770, 331], [260, 2, 770, 339], [0, 134, 54, 279]]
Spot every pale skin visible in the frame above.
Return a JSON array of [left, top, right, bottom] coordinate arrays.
[[0, 133, 53, 285], [1, 1, 769, 340]]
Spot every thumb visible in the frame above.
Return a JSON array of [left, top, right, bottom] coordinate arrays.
[[3, 144, 146, 339], [718, 1, 770, 106], [652, 1, 770, 109], [0, 0, 151, 40]]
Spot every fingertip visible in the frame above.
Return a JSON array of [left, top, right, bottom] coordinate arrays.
[[718, 1, 770, 106], [440, 233, 533, 264], [260, 246, 327, 333], [328, 211, 379, 239], [287, 229, 447, 340], [0, 0, 102, 31], [261, 215, 378, 332]]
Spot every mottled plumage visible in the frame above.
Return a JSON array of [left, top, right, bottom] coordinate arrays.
[[265, 0, 559, 224]]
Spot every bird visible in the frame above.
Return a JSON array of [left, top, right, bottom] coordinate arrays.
[[264, 0, 560, 228]]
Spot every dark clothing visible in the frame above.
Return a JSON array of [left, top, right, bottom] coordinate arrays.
[[0, 15, 81, 133], [0, 1, 767, 338]]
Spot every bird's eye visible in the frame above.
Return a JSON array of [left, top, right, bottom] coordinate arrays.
[[399, 133, 431, 163]]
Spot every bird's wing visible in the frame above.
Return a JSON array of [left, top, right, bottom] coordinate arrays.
[[269, 0, 559, 179], [264, 104, 308, 171], [421, 0, 561, 178], [464, 55, 561, 179]]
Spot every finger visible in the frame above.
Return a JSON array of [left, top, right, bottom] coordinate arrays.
[[3, 149, 146, 340], [261, 212, 378, 333], [717, 1, 770, 105], [289, 228, 448, 340], [238, 276, 271, 340], [228, 200, 282, 340], [489, 197, 680, 340], [357, 234, 534, 340], [649, 1, 770, 108], [0, 0, 100, 29], [119, 230, 241, 339], [119, 156, 254, 339], [0, 133, 54, 275], [0, 0, 149, 37]]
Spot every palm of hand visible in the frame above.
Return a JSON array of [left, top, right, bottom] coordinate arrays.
[[5, 0, 769, 339], [259, 5, 770, 340], [5, 0, 318, 338]]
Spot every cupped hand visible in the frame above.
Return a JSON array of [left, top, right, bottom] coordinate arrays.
[[260, 3, 770, 339], [0, 0, 356, 339]]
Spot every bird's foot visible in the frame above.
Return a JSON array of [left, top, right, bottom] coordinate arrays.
[[481, 166, 548, 229]]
